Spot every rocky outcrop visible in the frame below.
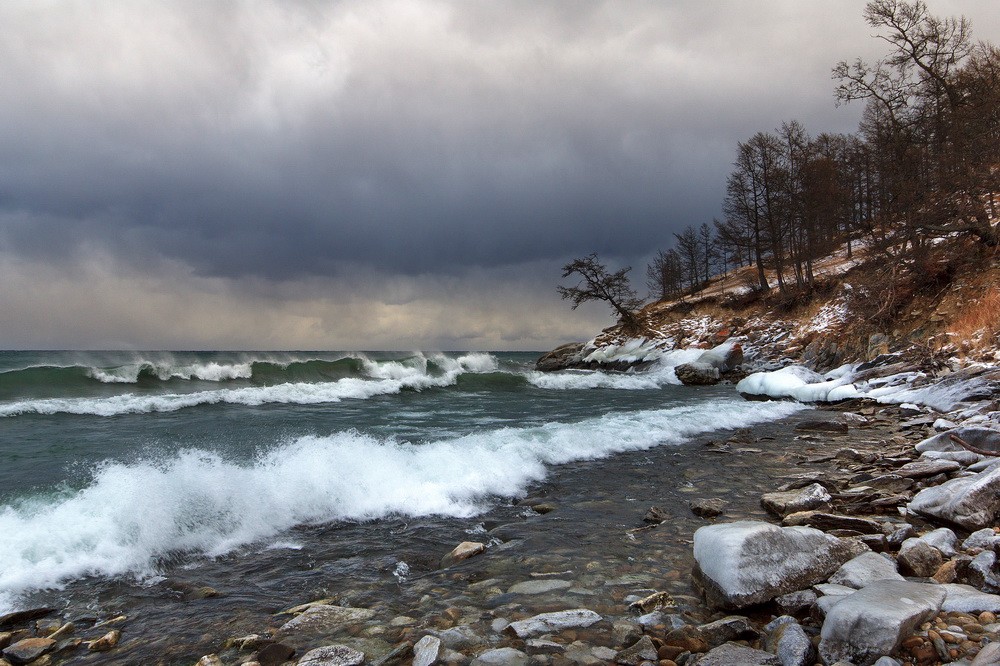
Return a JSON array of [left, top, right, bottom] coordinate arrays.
[[534, 342, 586, 371], [818, 580, 946, 666], [692, 521, 863, 609]]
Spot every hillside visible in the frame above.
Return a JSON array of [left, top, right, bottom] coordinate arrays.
[[539, 235, 1000, 409]]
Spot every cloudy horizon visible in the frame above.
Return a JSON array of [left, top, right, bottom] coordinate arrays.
[[3, 1, 998, 351]]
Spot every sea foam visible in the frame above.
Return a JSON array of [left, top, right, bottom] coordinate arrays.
[[0, 398, 806, 611]]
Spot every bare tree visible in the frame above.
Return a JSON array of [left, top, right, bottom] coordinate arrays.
[[558, 253, 643, 333]]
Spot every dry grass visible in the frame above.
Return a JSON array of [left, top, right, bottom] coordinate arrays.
[[949, 286, 1000, 352]]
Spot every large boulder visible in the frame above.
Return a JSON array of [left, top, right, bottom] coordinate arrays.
[[674, 362, 721, 386], [909, 466, 1000, 530], [818, 580, 945, 666], [674, 342, 744, 386], [692, 521, 863, 609]]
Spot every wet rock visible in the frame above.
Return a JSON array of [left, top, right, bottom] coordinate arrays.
[[507, 579, 571, 595], [968, 551, 1000, 593], [941, 584, 1000, 614], [278, 605, 376, 636], [535, 343, 585, 372], [505, 609, 602, 639], [441, 542, 486, 568], [696, 616, 757, 649], [818, 580, 946, 666], [674, 362, 721, 386], [662, 625, 708, 653], [0, 609, 55, 631], [690, 498, 726, 518], [828, 552, 903, 589], [297, 645, 365, 666], [895, 459, 962, 479], [530, 503, 556, 514], [774, 590, 818, 617], [765, 617, 814, 666], [256, 642, 295, 666], [795, 420, 849, 433], [627, 590, 676, 613], [886, 524, 916, 548], [692, 521, 863, 609], [470, 647, 529, 666], [918, 527, 958, 557], [86, 630, 120, 652], [972, 641, 1000, 666], [695, 643, 781, 666], [3, 638, 55, 664], [413, 635, 441, 666], [909, 466, 1000, 530], [196, 656, 223, 666], [761, 483, 832, 517], [614, 635, 657, 665], [524, 639, 563, 655], [865, 475, 914, 493], [434, 625, 486, 649], [644, 506, 668, 523], [610, 620, 642, 647]]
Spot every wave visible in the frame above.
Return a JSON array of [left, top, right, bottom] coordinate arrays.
[[0, 353, 501, 418], [525, 348, 707, 390], [0, 398, 806, 610]]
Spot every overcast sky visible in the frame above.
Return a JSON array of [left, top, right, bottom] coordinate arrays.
[[2, 1, 998, 350]]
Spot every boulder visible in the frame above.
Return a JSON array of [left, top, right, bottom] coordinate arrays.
[[828, 552, 904, 589], [613, 636, 657, 665], [964, 528, 1000, 550], [696, 616, 758, 649], [470, 647, 530, 666], [412, 635, 441, 666], [674, 362, 721, 386], [818, 580, 946, 666], [918, 527, 958, 557], [765, 617, 815, 666], [897, 538, 944, 577], [941, 584, 1000, 614], [504, 609, 602, 639], [441, 541, 485, 568], [692, 521, 863, 609], [695, 643, 781, 666], [297, 645, 365, 666], [761, 483, 832, 517], [909, 466, 1000, 530], [915, 428, 1000, 455], [534, 342, 585, 371]]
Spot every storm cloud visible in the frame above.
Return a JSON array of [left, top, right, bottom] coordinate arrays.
[[2, 1, 998, 349]]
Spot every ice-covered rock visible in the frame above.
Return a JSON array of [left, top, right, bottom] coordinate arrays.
[[760, 483, 832, 517], [818, 580, 945, 666], [504, 609, 602, 638], [692, 521, 862, 609], [909, 466, 1000, 530], [915, 428, 1000, 455], [736, 365, 858, 402], [828, 552, 903, 589], [674, 362, 721, 386]]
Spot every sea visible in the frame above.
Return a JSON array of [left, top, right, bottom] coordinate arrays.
[[0, 349, 807, 663]]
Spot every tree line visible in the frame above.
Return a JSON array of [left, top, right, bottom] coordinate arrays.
[[645, 0, 999, 302]]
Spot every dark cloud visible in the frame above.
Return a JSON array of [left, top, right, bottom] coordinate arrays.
[[1, 1, 998, 347]]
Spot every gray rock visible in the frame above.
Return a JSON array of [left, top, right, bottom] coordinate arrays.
[[614, 635, 657, 665], [909, 466, 1000, 530], [507, 579, 571, 595], [505, 609, 602, 639], [968, 551, 1000, 593], [766, 619, 815, 666], [697, 616, 757, 649], [972, 641, 1000, 666], [611, 620, 642, 648], [297, 645, 365, 666], [897, 538, 944, 577], [895, 459, 962, 479], [872, 658, 903, 666], [941, 584, 1000, 613], [524, 639, 563, 655], [278, 605, 376, 636], [828, 552, 903, 589], [915, 428, 1000, 455], [674, 362, 721, 386], [413, 635, 442, 666], [919, 527, 959, 557], [761, 483, 832, 517], [818, 580, 946, 666], [691, 498, 727, 518], [441, 541, 485, 568], [470, 647, 529, 666], [775, 590, 818, 617], [964, 528, 1000, 550], [922, 450, 982, 465], [535, 342, 585, 371], [692, 521, 863, 609], [695, 643, 781, 666]]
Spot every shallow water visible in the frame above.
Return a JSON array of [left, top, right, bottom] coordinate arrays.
[[0, 350, 815, 664]]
